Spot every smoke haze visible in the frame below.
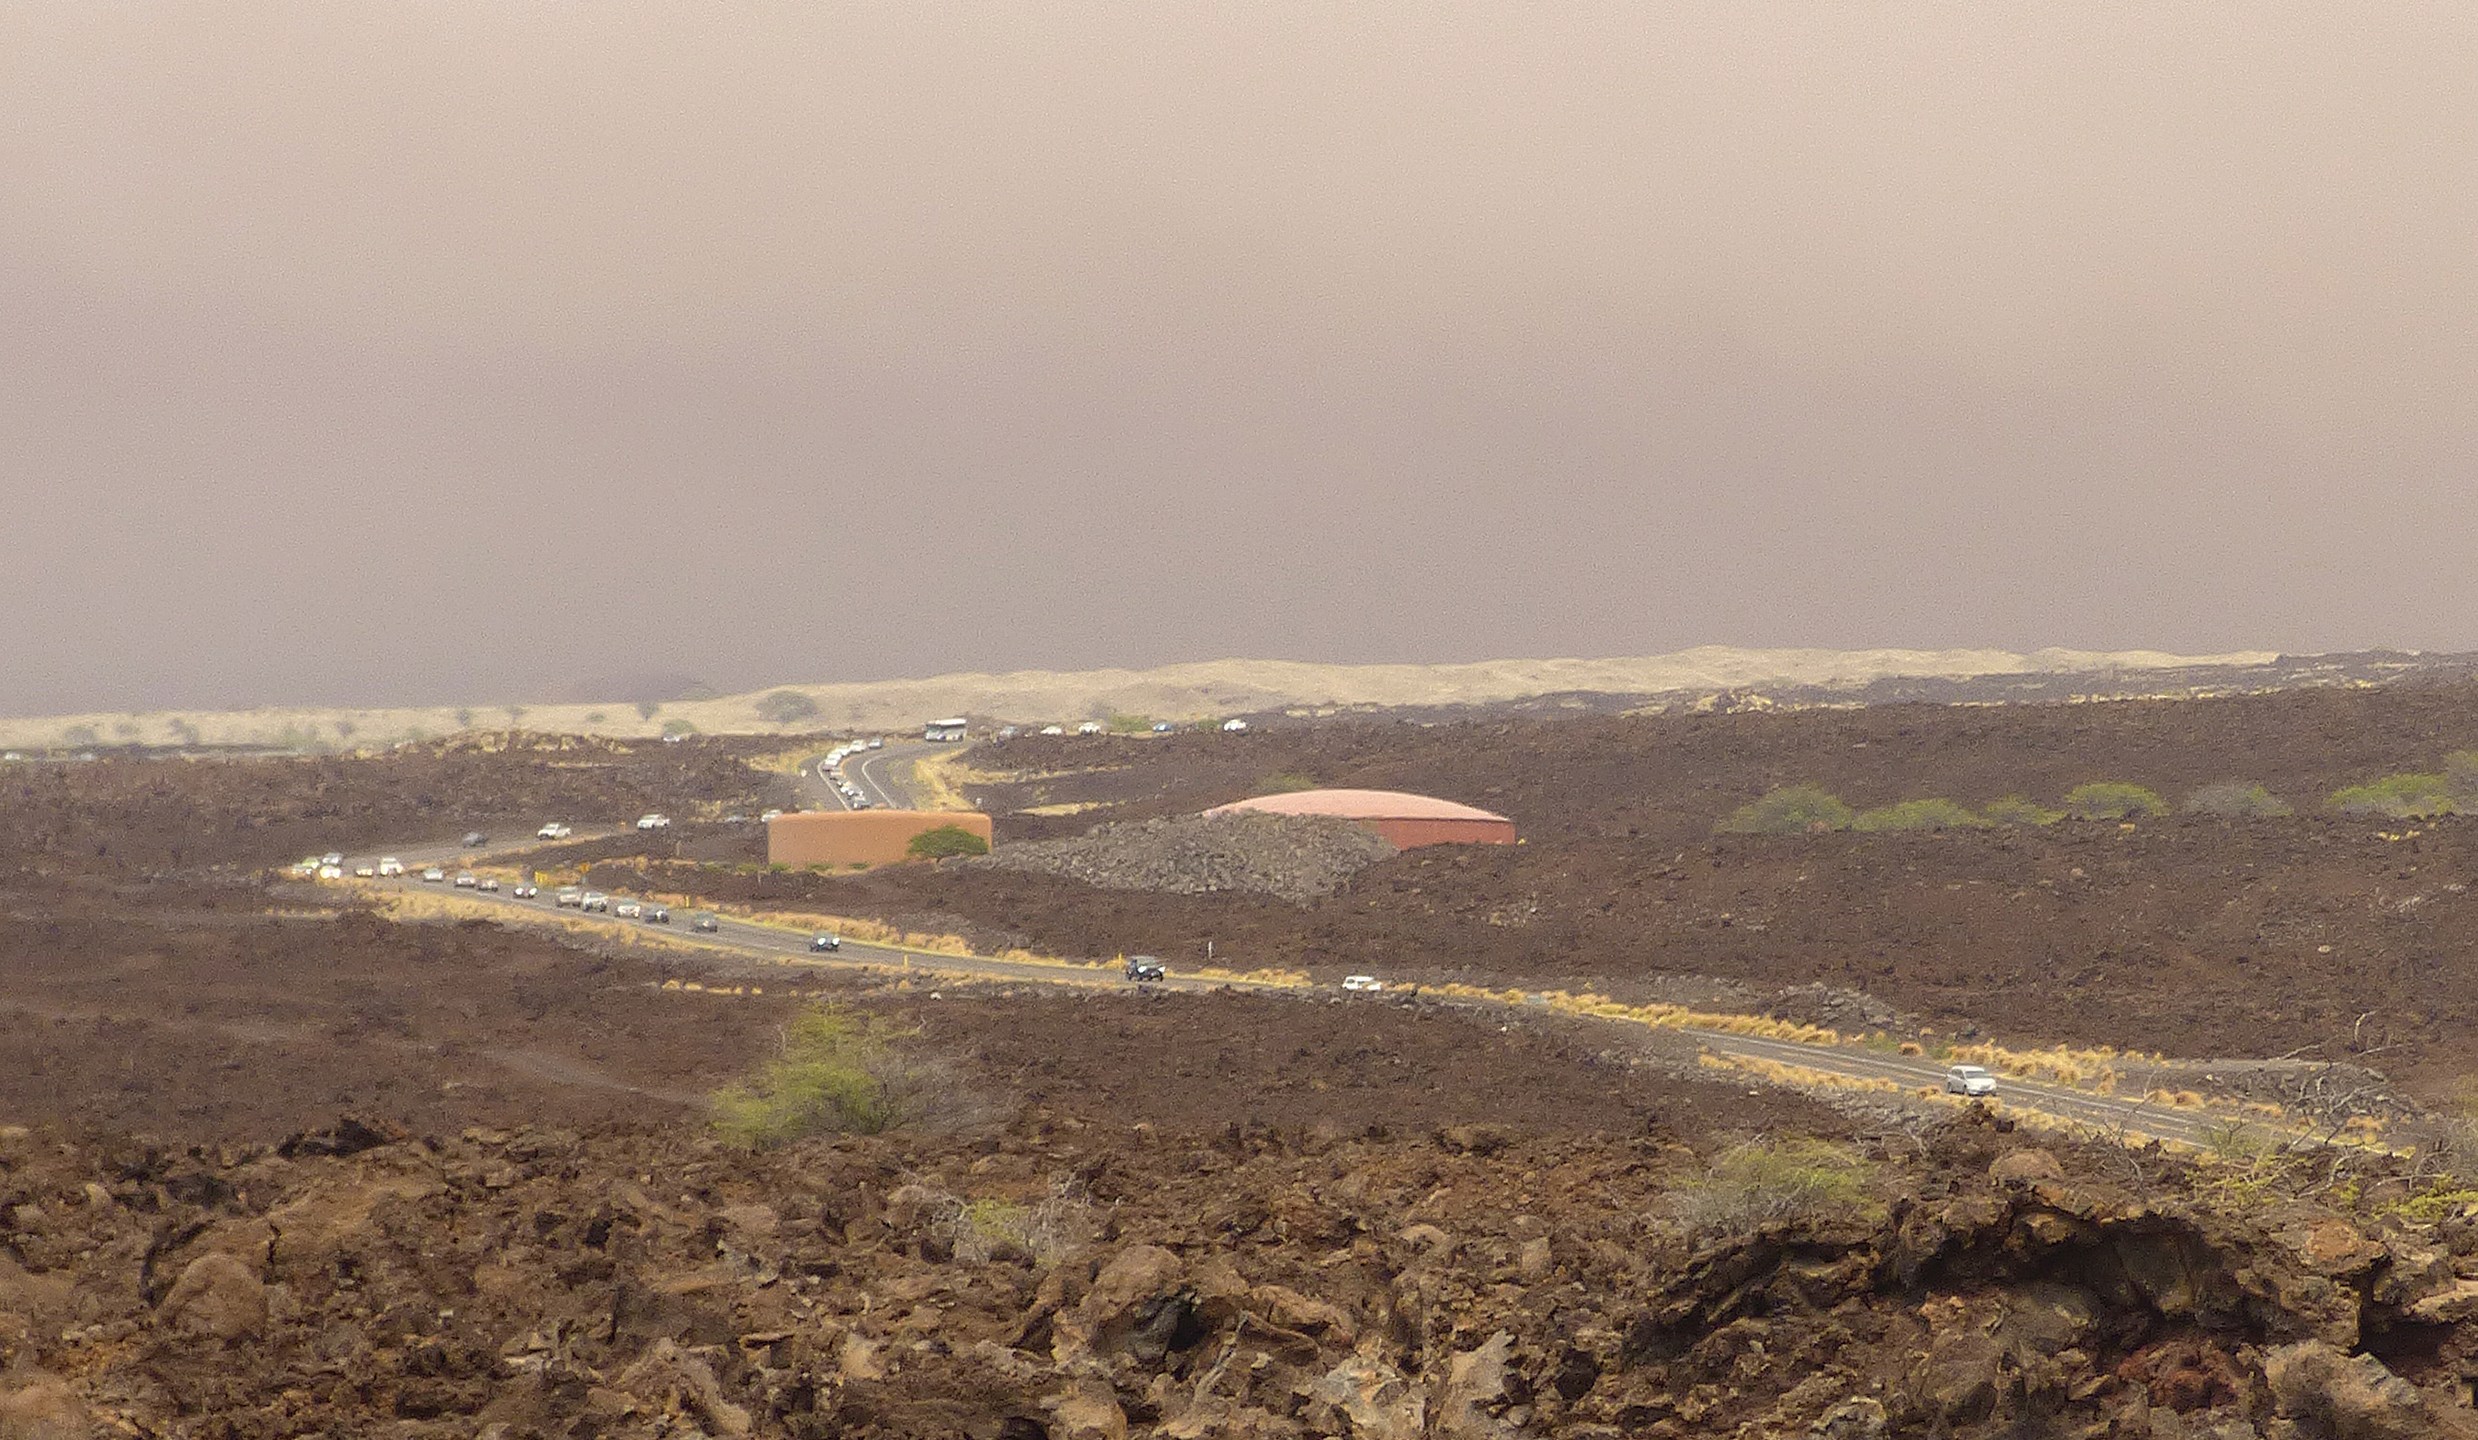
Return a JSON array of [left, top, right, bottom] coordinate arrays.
[[3, 3, 2472, 714]]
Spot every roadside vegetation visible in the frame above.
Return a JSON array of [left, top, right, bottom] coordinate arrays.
[[711, 1006, 982, 1148]]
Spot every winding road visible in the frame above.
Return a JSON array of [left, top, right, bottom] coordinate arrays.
[[332, 830, 2258, 1148]]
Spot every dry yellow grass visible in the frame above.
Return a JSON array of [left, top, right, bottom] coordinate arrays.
[[1946, 1039, 2160, 1092], [1697, 1051, 1909, 1097], [0, 646, 2283, 749], [905, 749, 989, 812]]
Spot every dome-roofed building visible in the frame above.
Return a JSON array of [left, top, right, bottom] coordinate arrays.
[[1204, 788, 1516, 849]]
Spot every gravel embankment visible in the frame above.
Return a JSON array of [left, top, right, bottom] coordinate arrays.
[[967, 812, 1396, 903]]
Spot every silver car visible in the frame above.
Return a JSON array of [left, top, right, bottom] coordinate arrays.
[[1944, 1064, 1997, 1098]]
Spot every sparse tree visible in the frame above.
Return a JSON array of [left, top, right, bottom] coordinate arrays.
[[1717, 785, 1854, 835], [756, 690, 822, 725], [504, 704, 527, 727], [454, 708, 475, 729], [636, 699, 662, 721], [907, 824, 991, 860]]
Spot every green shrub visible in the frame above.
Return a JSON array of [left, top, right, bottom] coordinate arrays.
[[907, 824, 991, 860], [636, 699, 663, 721], [1981, 795, 2063, 827], [711, 1007, 975, 1148], [2328, 772, 2455, 818], [755, 690, 820, 725], [1851, 798, 1987, 832], [1107, 712, 1152, 734], [586, 711, 608, 724], [1668, 1137, 1878, 1239], [661, 718, 698, 737], [2062, 782, 2168, 820], [1717, 785, 1854, 835], [2183, 782, 2292, 818], [1255, 771, 1318, 795]]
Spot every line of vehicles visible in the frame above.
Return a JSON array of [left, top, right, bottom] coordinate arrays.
[[819, 737, 886, 809]]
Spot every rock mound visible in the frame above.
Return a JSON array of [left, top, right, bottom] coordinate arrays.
[[971, 812, 1396, 903]]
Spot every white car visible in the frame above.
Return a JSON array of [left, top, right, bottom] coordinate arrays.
[[760, 809, 784, 822], [868, 738, 884, 749], [1221, 718, 1249, 733], [1340, 975, 1384, 992], [477, 876, 501, 892], [377, 857, 405, 877], [353, 864, 375, 878], [1077, 721, 1104, 735], [554, 887, 583, 908], [316, 863, 345, 881], [1944, 1064, 1998, 1098], [453, 871, 478, 888], [537, 822, 573, 840], [420, 866, 446, 883], [321, 852, 345, 867], [1039, 725, 1065, 736], [635, 814, 671, 831], [580, 891, 609, 913], [614, 900, 642, 918]]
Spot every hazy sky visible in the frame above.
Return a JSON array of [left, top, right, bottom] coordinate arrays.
[[4, 3, 2474, 714]]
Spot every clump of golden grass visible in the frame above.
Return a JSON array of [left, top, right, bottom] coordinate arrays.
[[1697, 1051, 1908, 1096]]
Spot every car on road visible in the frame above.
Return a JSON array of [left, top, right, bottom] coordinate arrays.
[[537, 822, 573, 839], [461, 832, 488, 847], [690, 913, 720, 933], [321, 852, 345, 867], [1944, 1064, 1998, 1098], [723, 814, 748, 824], [635, 813, 671, 831], [1151, 721, 1175, 733], [354, 864, 375, 878], [1221, 718, 1249, 733], [554, 886, 582, 907], [512, 883, 538, 898], [377, 857, 404, 877], [809, 933, 841, 952], [453, 871, 477, 888], [420, 866, 446, 883], [580, 891, 609, 913], [644, 905, 670, 924], [317, 863, 345, 880], [1340, 974, 1384, 992], [869, 737, 884, 749], [996, 726, 1020, 739], [478, 876, 501, 892], [1124, 955, 1166, 983], [614, 900, 642, 918], [760, 809, 784, 823], [1039, 725, 1065, 736]]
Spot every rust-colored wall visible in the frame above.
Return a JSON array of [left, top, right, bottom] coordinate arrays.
[[1362, 817, 1518, 849], [768, 811, 995, 867]]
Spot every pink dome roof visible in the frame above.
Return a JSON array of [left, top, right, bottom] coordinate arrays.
[[1206, 788, 1509, 823]]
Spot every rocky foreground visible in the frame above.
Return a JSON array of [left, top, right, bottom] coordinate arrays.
[[6, 1108, 2478, 1438]]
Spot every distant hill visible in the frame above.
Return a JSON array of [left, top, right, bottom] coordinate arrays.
[[10, 645, 2475, 752]]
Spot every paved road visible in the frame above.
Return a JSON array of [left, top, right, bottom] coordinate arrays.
[[797, 740, 925, 812], [333, 835, 2250, 1147], [344, 849, 1268, 996]]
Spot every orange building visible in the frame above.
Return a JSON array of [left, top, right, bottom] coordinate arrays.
[[767, 810, 994, 867], [1203, 788, 1516, 848]]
